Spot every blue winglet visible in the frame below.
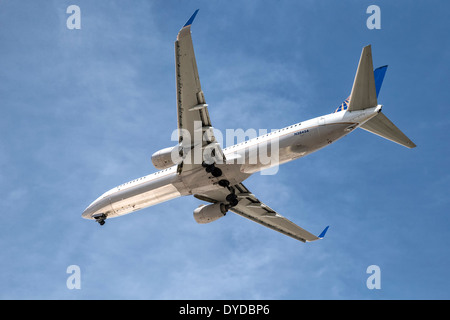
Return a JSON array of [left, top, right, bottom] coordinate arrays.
[[318, 226, 329, 239], [374, 65, 388, 98], [183, 9, 199, 28]]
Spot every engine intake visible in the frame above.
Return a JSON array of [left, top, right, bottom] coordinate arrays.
[[193, 203, 228, 224], [151, 146, 182, 170]]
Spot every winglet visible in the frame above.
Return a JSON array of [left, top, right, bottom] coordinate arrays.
[[318, 226, 329, 239], [183, 9, 199, 28]]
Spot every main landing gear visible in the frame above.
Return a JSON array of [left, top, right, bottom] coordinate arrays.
[[202, 161, 222, 177], [217, 179, 238, 208], [93, 213, 107, 226], [225, 189, 239, 207], [202, 161, 239, 208]]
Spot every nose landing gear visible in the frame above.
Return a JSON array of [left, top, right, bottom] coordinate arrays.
[[92, 213, 107, 226]]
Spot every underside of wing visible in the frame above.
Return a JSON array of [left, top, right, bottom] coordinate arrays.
[[175, 11, 224, 174], [195, 183, 328, 243]]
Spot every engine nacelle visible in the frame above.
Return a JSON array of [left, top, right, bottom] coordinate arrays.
[[193, 203, 228, 224], [151, 146, 181, 170]]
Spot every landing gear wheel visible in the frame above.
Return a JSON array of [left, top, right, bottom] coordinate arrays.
[[211, 167, 222, 177], [226, 193, 239, 206], [218, 179, 230, 188], [202, 161, 222, 177], [93, 213, 107, 226], [202, 161, 215, 173], [228, 198, 239, 207], [226, 193, 237, 202], [201, 161, 210, 168]]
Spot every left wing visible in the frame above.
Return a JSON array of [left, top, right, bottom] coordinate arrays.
[[195, 183, 329, 243], [175, 10, 225, 174]]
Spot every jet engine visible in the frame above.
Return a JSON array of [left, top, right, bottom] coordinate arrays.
[[151, 146, 182, 170], [193, 203, 228, 224]]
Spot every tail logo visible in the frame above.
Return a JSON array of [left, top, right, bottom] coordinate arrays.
[[335, 97, 350, 113]]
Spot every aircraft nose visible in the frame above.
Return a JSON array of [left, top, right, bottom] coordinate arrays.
[[82, 205, 94, 219], [82, 195, 112, 220], [82, 199, 100, 220]]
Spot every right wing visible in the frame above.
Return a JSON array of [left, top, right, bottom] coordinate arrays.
[[195, 183, 329, 243], [175, 10, 225, 174]]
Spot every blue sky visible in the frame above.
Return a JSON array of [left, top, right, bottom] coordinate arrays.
[[0, 0, 449, 299]]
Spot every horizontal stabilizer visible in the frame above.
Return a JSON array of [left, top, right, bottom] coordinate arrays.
[[360, 112, 416, 148]]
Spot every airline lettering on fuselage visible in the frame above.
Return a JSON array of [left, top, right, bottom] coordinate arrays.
[[294, 129, 309, 136]]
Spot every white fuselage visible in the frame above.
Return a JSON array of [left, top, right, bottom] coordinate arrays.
[[82, 105, 381, 220]]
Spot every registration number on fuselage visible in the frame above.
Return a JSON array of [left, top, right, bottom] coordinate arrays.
[[294, 129, 309, 136]]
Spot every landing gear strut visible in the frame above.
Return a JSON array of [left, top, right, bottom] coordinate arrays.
[[93, 213, 107, 226]]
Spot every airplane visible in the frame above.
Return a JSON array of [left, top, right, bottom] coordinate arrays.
[[82, 10, 416, 243]]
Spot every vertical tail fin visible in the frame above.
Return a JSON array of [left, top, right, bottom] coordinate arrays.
[[334, 64, 387, 113], [347, 45, 378, 112]]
